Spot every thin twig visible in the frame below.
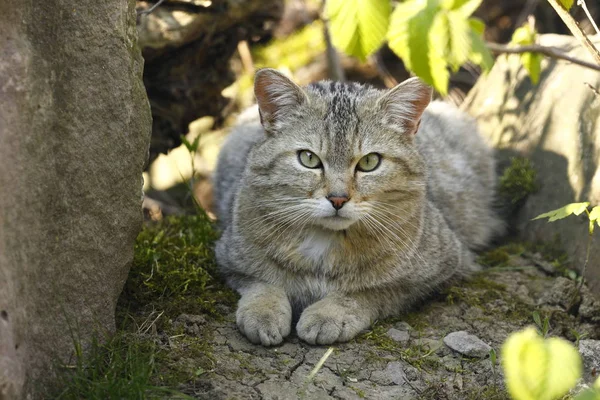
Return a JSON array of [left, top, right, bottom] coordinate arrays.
[[306, 347, 334, 382], [486, 42, 600, 71], [547, 0, 600, 65], [138, 0, 167, 16], [578, 0, 600, 35]]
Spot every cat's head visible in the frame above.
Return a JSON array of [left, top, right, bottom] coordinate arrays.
[[247, 68, 432, 232]]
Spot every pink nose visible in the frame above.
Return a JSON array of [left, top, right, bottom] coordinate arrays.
[[327, 195, 349, 210]]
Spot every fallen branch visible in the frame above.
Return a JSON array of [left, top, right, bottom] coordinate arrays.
[[487, 42, 600, 71], [546, 0, 600, 65]]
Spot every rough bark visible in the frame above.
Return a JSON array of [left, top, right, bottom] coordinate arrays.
[[0, 0, 152, 397]]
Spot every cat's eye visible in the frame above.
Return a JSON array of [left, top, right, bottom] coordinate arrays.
[[356, 153, 382, 172], [298, 150, 322, 169]]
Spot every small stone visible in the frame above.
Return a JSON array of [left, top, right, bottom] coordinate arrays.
[[370, 361, 407, 385], [394, 321, 413, 331], [579, 339, 600, 383], [443, 331, 491, 358], [386, 328, 410, 343]]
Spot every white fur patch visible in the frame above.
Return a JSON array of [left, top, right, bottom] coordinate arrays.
[[297, 230, 334, 264]]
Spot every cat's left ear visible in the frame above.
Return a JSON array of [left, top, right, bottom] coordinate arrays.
[[376, 77, 432, 134]]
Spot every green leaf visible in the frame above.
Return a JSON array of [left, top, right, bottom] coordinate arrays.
[[532, 202, 590, 222], [180, 135, 193, 152], [388, 0, 450, 94], [589, 206, 600, 223], [446, 10, 471, 70], [532, 311, 542, 328], [443, 0, 482, 17], [559, 0, 575, 10], [521, 52, 542, 84], [326, 0, 391, 61], [511, 22, 542, 83], [467, 18, 493, 71]]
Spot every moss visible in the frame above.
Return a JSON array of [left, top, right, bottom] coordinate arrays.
[[119, 214, 238, 323], [478, 243, 525, 268], [499, 157, 538, 204]]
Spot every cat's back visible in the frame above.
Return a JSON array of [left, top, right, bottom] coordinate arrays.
[[213, 106, 264, 228], [416, 101, 503, 248]]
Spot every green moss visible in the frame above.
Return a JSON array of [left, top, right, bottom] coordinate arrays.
[[478, 243, 525, 268], [499, 157, 538, 204], [119, 215, 238, 322]]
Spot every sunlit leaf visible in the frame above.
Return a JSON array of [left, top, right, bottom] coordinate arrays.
[[446, 10, 471, 70], [522, 52, 542, 84], [467, 18, 493, 71], [532, 202, 590, 222], [502, 327, 582, 400], [388, 0, 450, 94], [511, 23, 543, 84], [589, 206, 600, 224], [326, 0, 391, 61], [444, 0, 483, 17], [559, 0, 575, 10]]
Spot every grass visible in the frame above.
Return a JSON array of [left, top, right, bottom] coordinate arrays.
[[55, 214, 234, 399], [54, 333, 191, 400]]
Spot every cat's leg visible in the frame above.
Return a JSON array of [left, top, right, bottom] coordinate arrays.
[[236, 282, 292, 346], [296, 289, 415, 345]]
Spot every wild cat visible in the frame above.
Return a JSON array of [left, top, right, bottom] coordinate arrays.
[[213, 68, 502, 346]]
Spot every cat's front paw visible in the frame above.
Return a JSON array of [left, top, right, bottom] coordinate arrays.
[[236, 290, 292, 346], [296, 297, 371, 345]]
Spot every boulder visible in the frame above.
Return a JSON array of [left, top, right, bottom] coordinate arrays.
[[0, 0, 151, 397], [463, 34, 600, 295]]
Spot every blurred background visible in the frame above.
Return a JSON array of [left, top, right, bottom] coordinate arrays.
[[136, 0, 599, 221]]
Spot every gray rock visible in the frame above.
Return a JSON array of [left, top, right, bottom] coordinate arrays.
[[443, 331, 492, 358], [370, 361, 407, 385], [579, 339, 600, 383], [0, 0, 151, 396], [464, 33, 600, 297], [386, 328, 410, 343], [539, 277, 577, 309]]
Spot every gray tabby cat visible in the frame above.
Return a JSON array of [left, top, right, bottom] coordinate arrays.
[[213, 68, 503, 346]]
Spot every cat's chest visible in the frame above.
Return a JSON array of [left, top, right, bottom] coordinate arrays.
[[296, 231, 337, 270]]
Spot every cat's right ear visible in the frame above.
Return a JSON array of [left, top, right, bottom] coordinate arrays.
[[254, 68, 308, 132], [376, 77, 433, 134]]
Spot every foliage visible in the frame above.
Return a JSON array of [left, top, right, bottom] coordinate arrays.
[[387, 0, 491, 94], [326, 0, 492, 94], [502, 327, 581, 400], [499, 157, 538, 205], [533, 202, 600, 236], [326, 0, 390, 61], [511, 23, 542, 84]]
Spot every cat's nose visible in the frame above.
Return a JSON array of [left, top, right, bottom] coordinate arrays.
[[327, 194, 349, 210]]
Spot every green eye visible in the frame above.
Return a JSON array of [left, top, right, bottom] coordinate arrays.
[[298, 150, 322, 169], [356, 153, 381, 172]]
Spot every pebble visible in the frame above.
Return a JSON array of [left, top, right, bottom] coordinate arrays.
[[386, 328, 410, 343], [443, 331, 491, 358]]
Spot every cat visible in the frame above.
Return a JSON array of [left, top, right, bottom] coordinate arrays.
[[213, 68, 503, 346]]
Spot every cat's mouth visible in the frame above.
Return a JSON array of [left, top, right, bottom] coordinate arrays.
[[318, 215, 355, 231]]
